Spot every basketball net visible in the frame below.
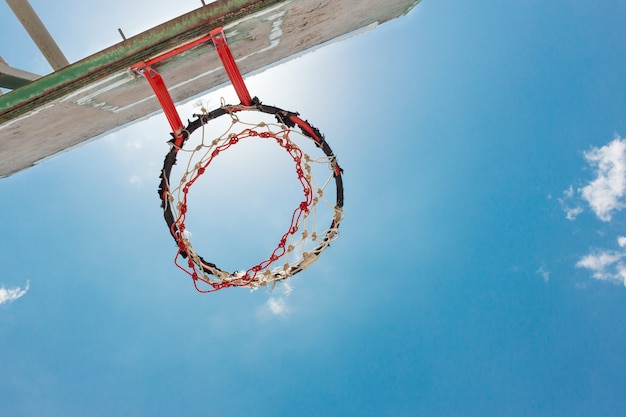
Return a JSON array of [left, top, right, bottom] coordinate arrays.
[[158, 100, 344, 292], [137, 27, 344, 292]]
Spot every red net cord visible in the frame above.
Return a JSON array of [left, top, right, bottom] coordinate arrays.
[[173, 127, 313, 291]]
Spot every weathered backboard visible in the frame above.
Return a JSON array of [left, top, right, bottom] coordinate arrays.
[[0, 0, 420, 178]]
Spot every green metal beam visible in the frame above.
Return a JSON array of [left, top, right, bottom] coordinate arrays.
[[0, 0, 283, 123]]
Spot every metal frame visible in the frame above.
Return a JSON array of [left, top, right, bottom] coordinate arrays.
[[132, 26, 253, 145]]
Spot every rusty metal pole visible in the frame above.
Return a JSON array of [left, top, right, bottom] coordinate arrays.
[[5, 0, 70, 70]]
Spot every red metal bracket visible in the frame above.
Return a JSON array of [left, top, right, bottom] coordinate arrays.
[[133, 64, 185, 146], [138, 33, 213, 69], [209, 27, 252, 106], [132, 26, 253, 146]]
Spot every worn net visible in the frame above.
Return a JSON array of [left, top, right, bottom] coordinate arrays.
[[158, 100, 344, 292]]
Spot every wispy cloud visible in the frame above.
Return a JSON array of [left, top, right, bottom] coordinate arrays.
[[257, 283, 294, 319], [129, 174, 142, 186], [266, 297, 289, 316], [580, 136, 626, 221], [0, 281, 30, 305], [559, 185, 583, 220], [561, 136, 626, 221], [564, 136, 626, 287], [576, 237, 626, 286], [536, 267, 550, 283], [256, 297, 291, 320]]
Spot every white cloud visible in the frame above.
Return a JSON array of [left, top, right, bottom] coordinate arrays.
[[560, 136, 626, 221], [564, 136, 626, 287], [281, 282, 293, 296], [565, 206, 583, 221], [266, 297, 289, 316], [536, 267, 550, 283], [0, 281, 30, 305], [559, 185, 583, 220], [576, 236, 626, 286], [257, 283, 294, 320], [129, 175, 142, 185], [580, 136, 626, 221]]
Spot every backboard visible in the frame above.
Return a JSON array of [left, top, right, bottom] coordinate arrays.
[[0, 0, 420, 178]]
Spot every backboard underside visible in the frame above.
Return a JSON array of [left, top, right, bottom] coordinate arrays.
[[0, 0, 420, 178]]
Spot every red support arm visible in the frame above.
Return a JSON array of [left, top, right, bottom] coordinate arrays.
[[132, 26, 252, 146], [136, 65, 185, 146], [209, 27, 252, 106]]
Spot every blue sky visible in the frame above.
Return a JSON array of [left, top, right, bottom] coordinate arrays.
[[2, 0, 626, 416]]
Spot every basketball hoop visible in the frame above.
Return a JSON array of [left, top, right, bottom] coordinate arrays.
[[134, 27, 344, 292]]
